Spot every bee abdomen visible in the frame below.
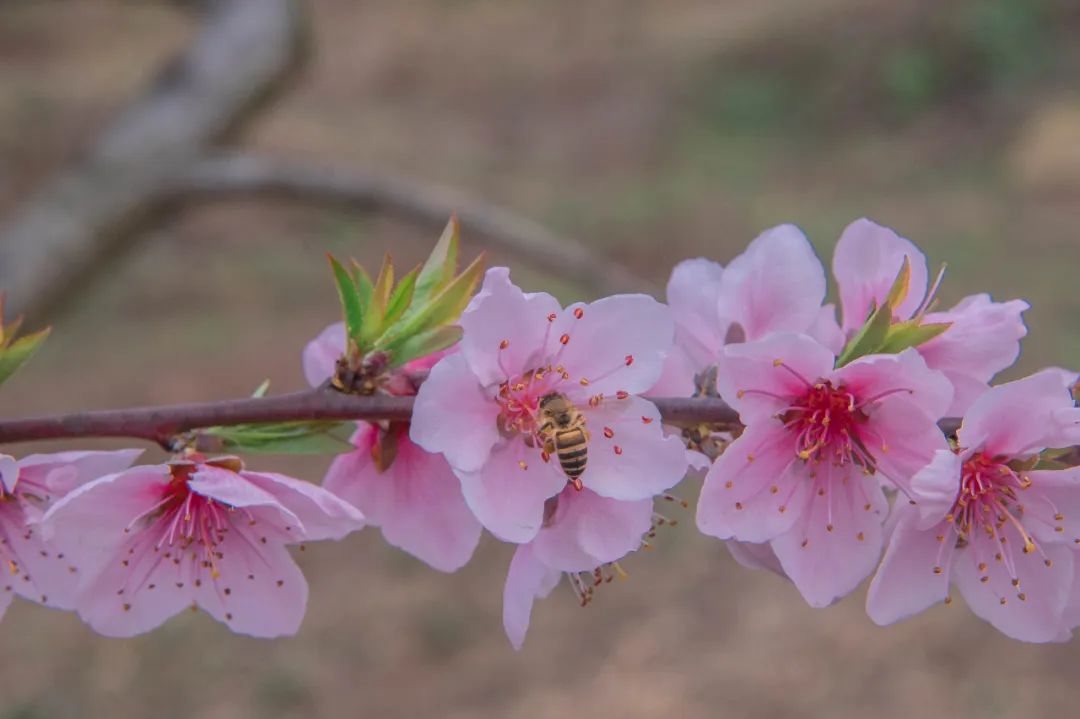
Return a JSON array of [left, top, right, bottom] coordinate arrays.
[[555, 428, 588, 478]]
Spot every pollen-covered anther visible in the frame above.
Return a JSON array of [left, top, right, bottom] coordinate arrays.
[[499, 339, 509, 350], [559, 333, 570, 345], [518, 460, 528, 471], [579, 378, 590, 386]]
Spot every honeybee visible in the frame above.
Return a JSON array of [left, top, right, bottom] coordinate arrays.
[[538, 392, 590, 490]]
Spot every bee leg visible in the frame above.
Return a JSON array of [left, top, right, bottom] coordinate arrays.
[[543, 438, 556, 455], [570, 477, 583, 491]]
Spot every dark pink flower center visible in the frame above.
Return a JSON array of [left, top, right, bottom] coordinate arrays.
[[949, 452, 1036, 552], [780, 379, 876, 471]]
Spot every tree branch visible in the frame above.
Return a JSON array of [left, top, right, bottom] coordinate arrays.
[[0, 392, 963, 449], [168, 153, 655, 296]]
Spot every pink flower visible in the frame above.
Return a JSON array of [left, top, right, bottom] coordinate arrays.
[[867, 371, 1080, 642], [502, 487, 653, 649], [41, 456, 364, 638], [411, 268, 688, 543], [303, 323, 481, 572], [697, 333, 953, 606], [655, 225, 831, 395], [830, 218, 1028, 414], [0, 449, 141, 619]]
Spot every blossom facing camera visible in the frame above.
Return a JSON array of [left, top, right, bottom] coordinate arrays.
[[411, 267, 689, 543], [868, 371, 1080, 642], [41, 456, 364, 638], [304, 322, 481, 573], [0, 449, 142, 620], [697, 332, 953, 607]]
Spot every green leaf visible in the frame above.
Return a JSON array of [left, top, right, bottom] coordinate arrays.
[[360, 253, 395, 346], [0, 328, 50, 387], [836, 301, 891, 367], [883, 255, 912, 313], [387, 325, 463, 367], [202, 421, 354, 455], [411, 216, 460, 308], [377, 253, 484, 355], [328, 254, 364, 344], [350, 259, 374, 313], [877, 320, 952, 354], [384, 265, 420, 328], [251, 379, 272, 398]]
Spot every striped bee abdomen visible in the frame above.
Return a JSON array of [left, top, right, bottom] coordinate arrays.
[[554, 427, 588, 478]]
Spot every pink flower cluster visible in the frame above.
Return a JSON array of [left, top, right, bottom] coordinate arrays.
[[3, 216, 1078, 649]]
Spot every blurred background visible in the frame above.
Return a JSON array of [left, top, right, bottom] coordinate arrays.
[[1, 0, 1079, 717]]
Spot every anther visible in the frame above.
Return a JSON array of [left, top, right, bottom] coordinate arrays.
[[518, 461, 528, 471], [574, 308, 584, 319], [641, 416, 653, 424], [625, 355, 634, 366], [547, 313, 557, 322], [603, 427, 614, 438], [499, 339, 509, 350], [616, 390, 629, 400], [559, 333, 570, 345], [613, 446, 623, 455]]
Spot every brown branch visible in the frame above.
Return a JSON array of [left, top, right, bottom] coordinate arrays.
[[0, 393, 961, 449], [168, 153, 655, 296]]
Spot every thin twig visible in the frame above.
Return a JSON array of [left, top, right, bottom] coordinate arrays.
[[170, 153, 655, 296], [0, 392, 960, 449]]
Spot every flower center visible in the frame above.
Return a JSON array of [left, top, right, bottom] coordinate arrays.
[[780, 379, 875, 470], [949, 452, 1036, 553]]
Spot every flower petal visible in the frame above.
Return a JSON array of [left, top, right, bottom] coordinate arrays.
[[503, 544, 562, 650], [866, 505, 952, 625], [697, 422, 806, 543], [0, 454, 19, 493], [863, 398, 953, 503], [1023, 468, 1080, 546], [726, 539, 788, 578], [324, 426, 482, 572], [919, 295, 1029, 415], [187, 466, 304, 534], [549, 294, 674, 396], [457, 440, 566, 543], [716, 224, 827, 341], [410, 353, 501, 473], [0, 502, 80, 610], [645, 343, 698, 398], [302, 321, 345, 387], [833, 218, 928, 332], [716, 333, 836, 425], [952, 533, 1073, 642], [460, 268, 562, 387], [770, 468, 888, 608], [238, 469, 365, 542], [957, 371, 1080, 458], [16, 449, 144, 499], [906, 449, 963, 527], [532, 488, 651, 572], [834, 348, 954, 422], [666, 258, 728, 369], [807, 303, 845, 355], [578, 396, 688, 501]]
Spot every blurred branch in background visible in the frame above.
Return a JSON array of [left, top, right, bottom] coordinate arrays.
[[0, 0, 649, 324]]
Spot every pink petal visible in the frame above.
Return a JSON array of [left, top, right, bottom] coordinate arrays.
[[665, 258, 729, 369], [906, 449, 963, 527], [578, 396, 688, 501], [957, 371, 1080, 458], [237, 469, 365, 541], [646, 343, 698, 398], [919, 295, 1029, 415], [726, 539, 787, 578], [697, 422, 805, 543], [460, 267, 562, 387], [0, 454, 18, 493], [952, 533, 1073, 642], [532, 488, 652, 572], [834, 348, 954, 423], [1023, 468, 1080, 545], [410, 353, 501, 473], [716, 333, 836, 425], [457, 440, 567, 543], [807, 304, 845, 355], [503, 544, 562, 650], [187, 466, 305, 534], [302, 321, 345, 387], [833, 218, 928, 332], [863, 398, 952, 503], [866, 505, 952, 625], [190, 526, 309, 638], [16, 449, 144, 499], [770, 468, 889, 607], [716, 224, 827, 341], [324, 427, 482, 572], [548, 294, 674, 396], [0, 501, 80, 610]]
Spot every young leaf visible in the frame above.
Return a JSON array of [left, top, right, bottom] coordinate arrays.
[[883, 256, 912, 313], [251, 379, 272, 399], [384, 265, 420, 328], [350, 259, 375, 314], [836, 301, 891, 367], [387, 325, 463, 367], [376, 253, 484, 353], [412, 215, 460, 307], [0, 328, 50, 387], [877, 321, 952, 355], [328, 254, 364, 343], [360, 253, 396, 346], [202, 421, 354, 455]]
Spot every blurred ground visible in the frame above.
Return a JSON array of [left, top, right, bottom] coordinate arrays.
[[2, 1, 1080, 717]]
